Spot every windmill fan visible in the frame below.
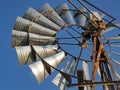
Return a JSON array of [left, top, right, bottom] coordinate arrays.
[[11, 0, 120, 90]]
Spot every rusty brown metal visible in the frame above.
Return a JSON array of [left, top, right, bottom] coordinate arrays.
[[92, 37, 97, 79], [92, 36, 105, 89], [43, 10, 54, 16], [67, 0, 99, 28], [59, 9, 69, 16], [67, 80, 120, 88], [99, 37, 117, 81], [99, 63, 115, 90], [91, 36, 97, 90], [92, 37, 103, 80]]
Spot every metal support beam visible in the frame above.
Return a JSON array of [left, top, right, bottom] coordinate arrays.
[[91, 36, 97, 90], [77, 70, 84, 90], [82, 0, 115, 19], [67, 80, 120, 88]]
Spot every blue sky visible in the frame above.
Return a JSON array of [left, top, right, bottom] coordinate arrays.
[[0, 0, 120, 90]]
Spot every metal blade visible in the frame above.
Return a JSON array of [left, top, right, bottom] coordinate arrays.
[[111, 58, 120, 66], [99, 12, 105, 18], [82, 61, 91, 90], [104, 22, 120, 33], [110, 44, 120, 48], [115, 71, 120, 79], [111, 51, 120, 56], [29, 51, 66, 84], [23, 7, 61, 31], [15, 45, 59, 65], [12, 30, 56, 47], [52, 58, 76, 90], [89, 11, 102, 21], [29, 33, 56, 45], [108, 64, 119, 81], [97, 67, 101, 77], [55, 3, 76, 25], [39, 3, 66, 27], [73, 6, 87, 26], [12, 30, 28, 47], [14, 17, 57, 36], [105, 36, 120, 40], [82, 61, 90, 80]]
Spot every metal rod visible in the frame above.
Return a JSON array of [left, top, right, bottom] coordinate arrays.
[[82, 0, 120, 29], [73, 47, 83, 75], [77, 0, 117, 30], [65, 29, 80, 42], [54, 8, 79, 12], [102, 41, 118, 81], [67, 80, 120, 87], [57, 42, 79, 45], [99, 63, 107, 90], [98, 38, 115, 90], [70, 27, 82, 35], [56, 36, 81, 40], [58, 44, 91, 62], [67, 0, 88, 19], [92, 37, 103, 83], [67, 0, 98, 28], [91, 36, 98, 90], [86, 41, 120, 46], [74, 0, 112, 23], [99, 38, 116, 90], [82, 0, 115, 19], [92, 37, 97, 80], [77, 0, 99, 21]]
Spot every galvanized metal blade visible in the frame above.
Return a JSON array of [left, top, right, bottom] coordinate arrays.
[[111, 51, 120, 56], [55, 3, 76, 25], [12, 30, 28, 47], [89, 11, 102, 21], [105, 36, 120, 40], [107, 62, 118, 81], [52, 58, 76, 90], [82, 61, 91, 90], [13, 17, 57, 36], [82, 61, 90, 80], [110, 44, 120, 48], [104, 22, 120, 33], [39, 3, 66, 27], [97, 67, 101, 77], [15, 45, 59, 65], [73, 6, 87, 27], [111, 58, 120, 66], [23, 7, 61, 31], [99, 12, 105, 18], [115, 71, 120, 79], [29, 51, 66, 84], [12, 30, 56, 47]]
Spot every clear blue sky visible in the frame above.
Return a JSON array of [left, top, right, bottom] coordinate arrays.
[[0, 0, 120, 90]]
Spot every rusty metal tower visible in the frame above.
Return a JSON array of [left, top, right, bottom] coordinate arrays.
[[11, 0, 120, 90]]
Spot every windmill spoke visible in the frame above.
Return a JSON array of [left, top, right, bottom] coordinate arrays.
[[74, 47, 83, 75], [57, 42, 79, 45], [56, 36, 81, 40], [65, 29, 80, 42], [70, 27, 82, 35]]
